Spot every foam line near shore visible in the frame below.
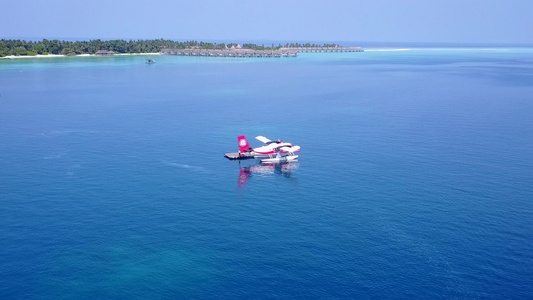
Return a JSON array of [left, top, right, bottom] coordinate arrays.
[[2, 53, 161, 59]]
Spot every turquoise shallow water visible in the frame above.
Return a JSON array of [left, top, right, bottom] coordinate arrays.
[[1, 49, 533, 299]]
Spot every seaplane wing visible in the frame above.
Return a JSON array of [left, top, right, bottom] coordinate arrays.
[[255, 136, 272, 144]]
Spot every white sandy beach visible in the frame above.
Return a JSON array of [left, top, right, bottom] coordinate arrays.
[[2, 54, 66, 59], [2, 53, 161, 59]]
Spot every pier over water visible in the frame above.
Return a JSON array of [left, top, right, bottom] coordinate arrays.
[[281, 47, 364, 53], [160, 46, 364, 58], [160, 48, 297, 58]]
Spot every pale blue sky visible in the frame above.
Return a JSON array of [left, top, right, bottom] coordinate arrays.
[[2, 0, 532, 44]]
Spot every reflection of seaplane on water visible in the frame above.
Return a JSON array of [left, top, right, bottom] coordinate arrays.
[[225, 135, 300, 163], [238, 161, 299, 188]]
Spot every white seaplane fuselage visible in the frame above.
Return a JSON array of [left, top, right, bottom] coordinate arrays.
[[250, 142, 299, 158], [237, 135, 301, 163]]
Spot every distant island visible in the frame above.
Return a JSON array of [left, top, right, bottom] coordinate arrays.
[[0, 39, 343, 57]]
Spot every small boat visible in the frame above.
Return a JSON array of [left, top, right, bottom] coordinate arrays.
[[145, 59, 156, 64]]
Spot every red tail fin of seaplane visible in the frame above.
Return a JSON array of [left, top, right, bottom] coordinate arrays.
[[238, 135, 252, 153]]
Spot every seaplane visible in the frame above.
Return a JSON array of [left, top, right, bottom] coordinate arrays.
[[228, 135, 300, 163]]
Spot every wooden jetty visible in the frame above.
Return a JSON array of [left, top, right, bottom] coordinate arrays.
[[280, 46, 364, 53], [160, 48, 298, 58], [224, 152, 256, 160], [161, 46, 364, 58]]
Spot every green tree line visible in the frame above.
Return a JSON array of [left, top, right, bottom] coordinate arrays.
[[0, 39, 340, 57]]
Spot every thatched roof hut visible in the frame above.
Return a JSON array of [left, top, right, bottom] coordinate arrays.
[[95, 50, 115, 56]]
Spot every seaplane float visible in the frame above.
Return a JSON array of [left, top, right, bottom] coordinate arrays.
[[225, 135, 300, 163]]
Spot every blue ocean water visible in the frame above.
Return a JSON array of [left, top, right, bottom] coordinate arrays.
[[1, 49, 532, 299]]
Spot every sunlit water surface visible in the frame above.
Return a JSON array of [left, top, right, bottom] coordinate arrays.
[[1, 49, 532, 299]]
